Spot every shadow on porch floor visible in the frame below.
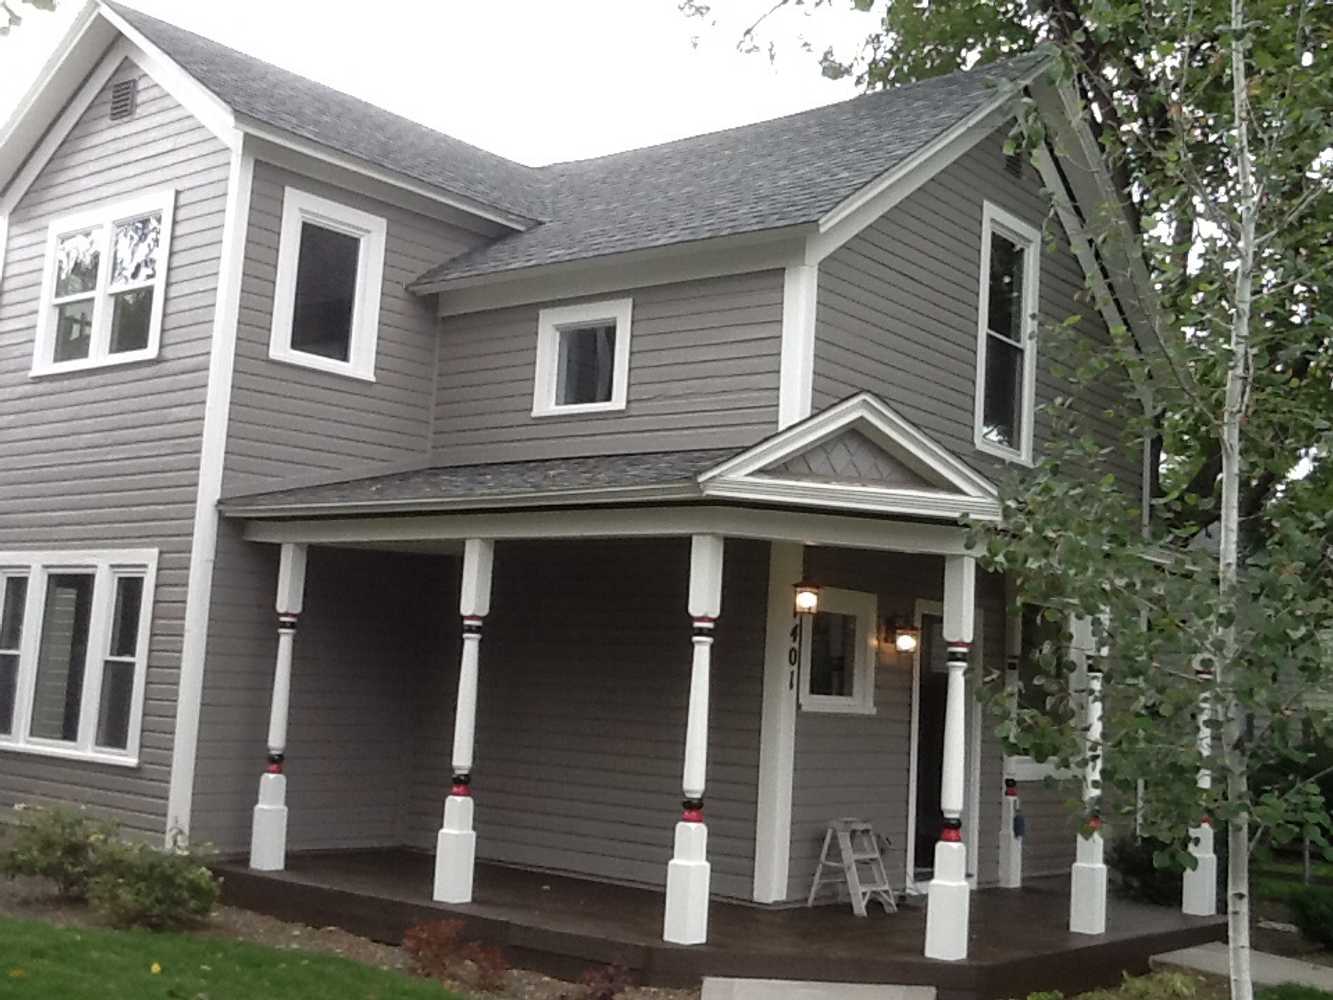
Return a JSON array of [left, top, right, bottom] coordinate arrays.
[[215, 849, 1224, 999]]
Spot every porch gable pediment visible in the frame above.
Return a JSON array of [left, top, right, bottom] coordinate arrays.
[[698, 393, 1001, 521]]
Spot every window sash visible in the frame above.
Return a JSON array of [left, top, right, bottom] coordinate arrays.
[[32, 191, 174, 376], [798, 587, 877, 715], [0, 552, 155, 766]]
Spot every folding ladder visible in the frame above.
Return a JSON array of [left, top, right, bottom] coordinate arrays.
[[806, 817, 897, 916]]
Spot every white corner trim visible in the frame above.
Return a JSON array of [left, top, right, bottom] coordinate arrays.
[[166, 141, 253, 844], [777, 264, 818, 429], [531, 297, 633, 416], [0, 214, 7, 288], [972, 201, 1040, 466], [753, 541, 802, 903], [268, 186, 386, 383]]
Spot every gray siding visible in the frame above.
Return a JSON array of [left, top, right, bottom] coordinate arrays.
[[431, 272, 784, 464], [786, 549, 1007, 902], [1018, 781, 1080, 877], [0, 60, 229, 835], [812, 128, 1140, 493]]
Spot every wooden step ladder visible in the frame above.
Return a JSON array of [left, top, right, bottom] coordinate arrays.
[[806, 817, 897, 916]]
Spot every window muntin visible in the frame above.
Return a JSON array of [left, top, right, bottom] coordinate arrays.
[[974, 202, 1040, 463], [799, 587, 877, 714], [33, 191, 174, 375], [269, 187, 386, 381], [0, 551, 156, 766], [533, 299, 633, 415]]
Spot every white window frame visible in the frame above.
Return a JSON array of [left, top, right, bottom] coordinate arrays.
[[531, 297, 633, 416], [1007, 602, 1074, 781], [798, 586, 878, 715], [268, 186, 386, 382], [0, 549, 157, 767], [973, 201, 1040, 464], [31, 189, 176, 377]]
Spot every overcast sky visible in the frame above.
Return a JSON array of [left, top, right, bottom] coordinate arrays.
[[0, 0, 870, 166]]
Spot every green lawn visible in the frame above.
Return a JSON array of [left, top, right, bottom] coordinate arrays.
[[0, 918, 462, 1000]]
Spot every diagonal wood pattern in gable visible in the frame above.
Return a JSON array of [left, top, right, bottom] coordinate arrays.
[[759, 429, 938, 490]]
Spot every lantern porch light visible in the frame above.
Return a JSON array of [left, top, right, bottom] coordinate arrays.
[[793, 580, 820, 615]]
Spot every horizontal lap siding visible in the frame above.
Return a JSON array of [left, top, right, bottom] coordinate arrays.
[[0, 60, 229, 835], [407, 538, 768, 901], [813, 128, 1140, 494], [1019, 780, 1080, 877], [431, 272, 784, 463]]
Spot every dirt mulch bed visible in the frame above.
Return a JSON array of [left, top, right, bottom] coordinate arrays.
[[0, 874, 698, 1000]]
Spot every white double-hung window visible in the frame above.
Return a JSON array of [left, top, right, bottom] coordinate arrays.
[[32, 190, 175, 375], [0, 550, 157, 766], [799, 587, 878, 715], [973, 202, 1040, 463]]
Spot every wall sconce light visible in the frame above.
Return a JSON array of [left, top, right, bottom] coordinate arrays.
[[793, 580, 820, 615], [883, 619, 920, 654]]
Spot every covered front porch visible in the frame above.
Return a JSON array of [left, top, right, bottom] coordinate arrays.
[[216, 848, 1224, 997]]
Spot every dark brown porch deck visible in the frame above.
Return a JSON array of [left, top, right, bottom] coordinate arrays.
[[217, 849, 1224, 999]]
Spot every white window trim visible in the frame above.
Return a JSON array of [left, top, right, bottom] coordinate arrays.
[[531, 297, 633, 416], [973, 201, 1040, 465], [0, 549, 157, 768], [31, 189, 176, 377], [798, 586, 878, 715], [268, 186, 386, 382]]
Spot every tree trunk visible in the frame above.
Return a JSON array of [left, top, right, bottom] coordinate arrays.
[[1221, 3, 1258, 1000]]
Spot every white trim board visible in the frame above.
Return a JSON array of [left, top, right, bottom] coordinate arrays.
[[777, 264, 818, 428], [165, 140, 252, 844]]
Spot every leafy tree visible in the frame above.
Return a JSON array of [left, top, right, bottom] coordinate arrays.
[[1, 0, 56, 37], [686, 3, 1331, 999]]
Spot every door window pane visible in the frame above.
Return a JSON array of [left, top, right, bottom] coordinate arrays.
[[29, 574, 94, 743], [53, 300, 95, 362], [809, 611, 857, 698], [0, 576, 26, 737], [110, 214, 161, 286], [290, 222, 360, 362], [54, 230, 100, 297], [987, 232, 1024, 341], [981, 334, 1023, 448], [556, 324, 616, 405], [109, 288, 153, 353]]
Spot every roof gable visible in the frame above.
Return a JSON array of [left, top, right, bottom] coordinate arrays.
[[758, 428, 937, 491]]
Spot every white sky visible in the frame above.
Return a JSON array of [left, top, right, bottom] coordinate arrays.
[[0, 0, 869, 166]]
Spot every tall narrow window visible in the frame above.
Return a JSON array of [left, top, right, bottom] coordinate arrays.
[[269, 187, 386, 381], [33, 190, 175, 375], [29, 573, 95, 743], [0, 574, 28, 736], [533, 299, 633, 415], [974, 202, 1040, 462]]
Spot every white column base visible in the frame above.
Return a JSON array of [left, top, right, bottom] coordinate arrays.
[[998, 792, 1022, 889], [1069, 831, 1107, 935], [924, 839, 970, 961], [1183, 825, 1217, 916], [249, 772, 288, 871], [664, 821, 710, 945], [433, 795, 477, 904]]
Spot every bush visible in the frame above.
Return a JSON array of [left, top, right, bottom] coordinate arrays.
[[402, 918, 510, 992], [0, 804, 118, 900], [1108, 835, 1183, 907], [87, 840, 219, 930], [1287, 884, 1333, 948]]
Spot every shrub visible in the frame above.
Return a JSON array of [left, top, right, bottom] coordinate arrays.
[[0, 804, 118, 900], [402, 918, 509, 992], [1107, 835, 1184, 907], [468, 943, 510, 993], [562, 963, 635, 1000], [87, 840, 219, 930], [1258, 986, 1333, 1000], [1287, 885, 1333, 948]]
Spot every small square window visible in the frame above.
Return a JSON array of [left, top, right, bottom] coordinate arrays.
[[799, 587, 877, 714], [269, 187, 386, 381], [532, 299, 632, 416]]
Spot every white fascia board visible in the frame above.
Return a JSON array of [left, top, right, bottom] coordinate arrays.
[[242, 503, 974, 556], [430, 226, 811, 315], [701, 391, 998, 500], [699, 477, 1000, 522]]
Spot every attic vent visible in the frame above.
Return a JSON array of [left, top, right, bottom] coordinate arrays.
[[1004, 151, 1025, 178], [109, 79, 138, 121]]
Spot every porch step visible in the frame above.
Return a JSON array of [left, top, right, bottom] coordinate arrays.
[[702, 979, 936, 1000]]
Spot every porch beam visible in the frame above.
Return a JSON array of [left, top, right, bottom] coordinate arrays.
[[664, 534, 724, 946], [434, 538, 494, 904], [249, 542, 307, 872], [925, 554, 975, 961], [998, 579, 1023, 889], [1182, 661, 1217, 915], [1069, 614, 1108, 935], [241, 505, 971, 556]]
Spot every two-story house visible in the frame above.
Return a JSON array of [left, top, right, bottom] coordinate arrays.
[[0, 0, 1168, 970]]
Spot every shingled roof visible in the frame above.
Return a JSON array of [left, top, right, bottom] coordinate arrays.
[[105, 3, 1046, 287]]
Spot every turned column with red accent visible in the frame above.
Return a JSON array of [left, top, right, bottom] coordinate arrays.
[[1069, 614, 1108, 935], [434, 538, 494, 904], [250, 543, 308, 872], [998, 584, 1023, 889], [664, 534, 724, 946], [1183, 660, 1217, 915], [925, 553, 975, 961]]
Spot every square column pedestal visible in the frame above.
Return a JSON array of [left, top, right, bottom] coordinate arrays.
[[249, 772, 288, 871], [1069, 829, 1108, 934], [664, 820, 710, 945], [434, 794, 477, 903], [924, 838, 970, 960]]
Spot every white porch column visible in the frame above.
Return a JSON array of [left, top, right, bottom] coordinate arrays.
[[1069, 614, 1108, 935], [664, 533, 724, 945], [925, 554, 975, 961], [433, 538, 494, 904], [1183, 664, 1218, 915], [998, 584, 1023, 889], [249, 542, 308, 871]]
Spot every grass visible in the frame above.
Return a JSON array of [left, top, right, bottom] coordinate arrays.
[[1055, 972, 1333, 1000], [0, 918, 463, 1000], [1254, 859, 1333, 882]]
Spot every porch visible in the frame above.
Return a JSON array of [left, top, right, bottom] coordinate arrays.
[[216, 848, 1225, 998]]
